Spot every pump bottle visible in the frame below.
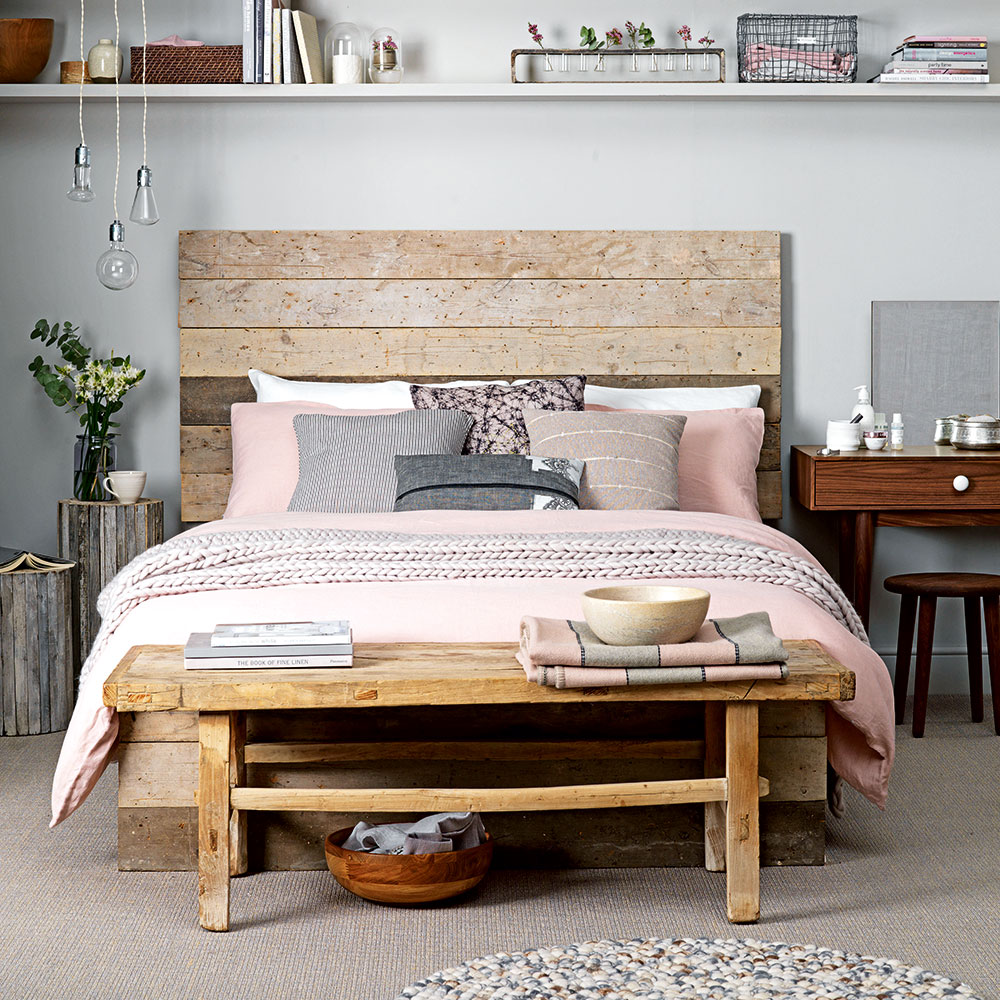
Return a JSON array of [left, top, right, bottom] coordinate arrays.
[[852, 385, 876, 433]]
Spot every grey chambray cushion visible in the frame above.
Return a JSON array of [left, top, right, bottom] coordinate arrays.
[[524, 408, 687, 510], [393, 454, 585, 511], [409, 376, 586, 455], [288, 410, 473, 513]]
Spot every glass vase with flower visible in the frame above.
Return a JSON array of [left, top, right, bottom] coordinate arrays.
[[28, 319, 145, 501]]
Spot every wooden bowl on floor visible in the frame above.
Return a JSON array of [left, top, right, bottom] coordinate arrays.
[[0, 19, 54, 83], [325, 828, 493, 905]]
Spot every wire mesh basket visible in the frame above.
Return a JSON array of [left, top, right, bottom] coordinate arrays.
[[737, 14, 858, 83]]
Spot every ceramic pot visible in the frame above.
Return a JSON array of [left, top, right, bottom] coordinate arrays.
[[88, 38, 123, 83]]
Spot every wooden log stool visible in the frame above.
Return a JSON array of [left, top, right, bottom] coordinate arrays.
[[884, 573, 1000, 737], [0, 565, 75, 734]]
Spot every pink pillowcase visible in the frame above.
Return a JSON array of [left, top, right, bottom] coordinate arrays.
[[585, 406, 765, 521], [225, 401, 403, 518]]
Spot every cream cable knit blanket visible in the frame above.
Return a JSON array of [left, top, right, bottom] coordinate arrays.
[[79, 527, 866, 686]]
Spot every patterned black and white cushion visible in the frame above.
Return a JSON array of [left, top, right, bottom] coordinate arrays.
[[393, 454, 585, 512], [288, 410, 473, 513]]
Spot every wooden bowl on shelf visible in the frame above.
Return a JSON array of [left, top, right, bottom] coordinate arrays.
[[325, 828, 493, 905], [0, 19, 54, 84]]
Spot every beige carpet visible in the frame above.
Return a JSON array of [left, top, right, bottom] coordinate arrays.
[[1, 697, 997, 1000]]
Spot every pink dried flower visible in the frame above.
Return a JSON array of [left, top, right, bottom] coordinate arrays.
[[606, 27, 623, 48], [373, 35, 397, 51], [677, 24, 692, 46], [528, 22, 544, 47], [698, 35, 715, 47], [625, 20, 637, 45]]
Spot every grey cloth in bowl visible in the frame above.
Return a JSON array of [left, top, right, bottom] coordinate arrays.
[[343, 812, 487, 855], [288, 410, 473, 513]]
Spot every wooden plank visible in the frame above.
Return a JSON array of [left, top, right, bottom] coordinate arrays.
[[37, 574, 50, 733], [759, 701, 825, 738], [106, 641, 854, 714], [181, 467, 783, 524], [244, 739, 706, 764], [759, 737, 826, 801], [230, 776, 773, 813], [0, 576, 13, 734], [703, 701, 726, 872], [229, 712, 248, 877], [118, 800, 824, 872], [25, 574, 41, 734], [11, 571, 28, 734], [178, 230, 781, 281], [179, 278, 781, 330], [179, 327, 781, 379], [119, 710, 199, 742], [179, 374, 781, 425], [54, 569, 73, 727], [725, 701, 760, 923], [198, 712, 231, 931], [118, 742, 198, 807]]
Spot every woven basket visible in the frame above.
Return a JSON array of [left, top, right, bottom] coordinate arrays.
[[129, 45, 242, 84]]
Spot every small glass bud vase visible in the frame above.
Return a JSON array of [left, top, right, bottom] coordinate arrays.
[[369, 28, 403, 84], [326, 22, 365, 84], [74, 432, 118, 501]]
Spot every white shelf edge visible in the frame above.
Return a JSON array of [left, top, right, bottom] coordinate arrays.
[[2, 82, 999, 102]]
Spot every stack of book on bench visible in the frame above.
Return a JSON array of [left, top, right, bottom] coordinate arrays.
[[184, 621, 353, 670]]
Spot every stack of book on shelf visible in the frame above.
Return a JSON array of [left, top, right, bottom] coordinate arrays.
[[872, 35, 989, 84], [243, 1, 324, 84], [184, 621, 353, 670]]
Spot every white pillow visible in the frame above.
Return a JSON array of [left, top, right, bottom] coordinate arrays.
[[248, 369, 509, 408], [582, 383, 761, 411]]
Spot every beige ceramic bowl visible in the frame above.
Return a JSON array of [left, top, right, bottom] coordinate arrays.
[[581, 585, 711, 646]]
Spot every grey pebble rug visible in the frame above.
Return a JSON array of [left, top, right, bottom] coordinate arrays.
[[395, 937, 982, 999]]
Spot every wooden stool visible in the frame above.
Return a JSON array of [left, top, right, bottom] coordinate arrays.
[[884, 573, 1000, 737]]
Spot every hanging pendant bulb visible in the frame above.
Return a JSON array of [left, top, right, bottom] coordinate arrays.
[[67, 144, 95, 202], [96, 220, 138, 290], [129, 165, 159, 225]]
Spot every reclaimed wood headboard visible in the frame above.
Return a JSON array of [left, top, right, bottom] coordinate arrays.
[[178, 230, 781, 524]]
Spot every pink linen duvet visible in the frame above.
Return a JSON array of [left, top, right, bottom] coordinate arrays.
[[51, 509, 895, 826]]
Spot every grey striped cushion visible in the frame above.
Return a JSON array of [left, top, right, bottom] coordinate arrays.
[[393, 454, 584, 511], [524, 409, 687, 510], [288, 410, 473, 513]]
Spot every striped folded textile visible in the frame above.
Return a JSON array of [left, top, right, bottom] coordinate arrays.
[[517, 611, 789, 688]]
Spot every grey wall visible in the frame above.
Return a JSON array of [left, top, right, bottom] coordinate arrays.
[[2, 0, 998, 692]]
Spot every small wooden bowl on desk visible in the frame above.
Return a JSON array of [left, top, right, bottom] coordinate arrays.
[[325, 828, 493, 905]]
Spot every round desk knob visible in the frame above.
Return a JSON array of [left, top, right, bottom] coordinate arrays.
[[953, 475, 970, 492]]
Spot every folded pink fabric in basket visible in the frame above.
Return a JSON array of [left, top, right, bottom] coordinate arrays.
[[517, 612, 789, 688]]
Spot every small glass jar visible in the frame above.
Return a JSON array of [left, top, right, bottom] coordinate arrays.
[[369, 28, 403, 84], [74, 433, 118, 501], [326, 22, 365, 84]]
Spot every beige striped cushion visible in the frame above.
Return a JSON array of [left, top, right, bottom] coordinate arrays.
[[524, 409, 687, 511]]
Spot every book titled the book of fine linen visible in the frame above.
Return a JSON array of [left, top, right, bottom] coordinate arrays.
[[184, 653, 353, 670]]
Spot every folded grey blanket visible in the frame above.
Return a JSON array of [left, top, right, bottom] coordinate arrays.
[[342, 812, 486, 855]]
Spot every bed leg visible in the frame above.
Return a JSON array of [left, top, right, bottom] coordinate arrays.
[[199, 712, 232, 931], [704, 702, 726, 871], [725, 701, 760, 923]]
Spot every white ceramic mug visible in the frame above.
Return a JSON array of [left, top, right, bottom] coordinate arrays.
[[103, 470, 146, 504]]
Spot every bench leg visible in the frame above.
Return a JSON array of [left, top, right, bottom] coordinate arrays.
[[913, 596, 937, 739], [725, 701, 760, 923], [964, 597, 984, 724], [229, 711, 248, 877], [199, 712, 232, 931], [704, 702, 726, 872]]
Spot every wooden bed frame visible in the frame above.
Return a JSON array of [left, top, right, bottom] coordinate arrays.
[[118, 230, 821, 874]]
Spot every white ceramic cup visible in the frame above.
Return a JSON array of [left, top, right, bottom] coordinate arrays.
[[103, 470, 146, 504], [826, 419, 861, 452]]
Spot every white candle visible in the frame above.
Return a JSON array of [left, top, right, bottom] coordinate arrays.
[[332, 53, 364, 84]]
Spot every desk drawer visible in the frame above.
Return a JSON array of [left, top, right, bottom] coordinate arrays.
[[812, 457, 1000, 509]]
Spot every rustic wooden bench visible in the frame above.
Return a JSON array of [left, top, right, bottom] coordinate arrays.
[[103, 641, 854, 932]]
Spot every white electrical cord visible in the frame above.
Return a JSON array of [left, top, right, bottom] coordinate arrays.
[[77, 0, 85, 143], [113, 0, 120, 216], [140, 0, 147, 163]]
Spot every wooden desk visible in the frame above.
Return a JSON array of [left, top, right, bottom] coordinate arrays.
[[103, 641, 853, 932], [792, 445, 1000, 629]]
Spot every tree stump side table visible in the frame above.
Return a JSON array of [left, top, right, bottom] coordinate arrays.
[[57, 499, 164, 672], [0, 565, 74, 734]]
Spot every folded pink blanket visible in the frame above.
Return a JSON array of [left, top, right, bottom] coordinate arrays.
[[518, 612, 790, 688]]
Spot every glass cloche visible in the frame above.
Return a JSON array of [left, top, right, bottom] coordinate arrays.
[[325, 22, 365, 84], [369, 27, 403, 83]]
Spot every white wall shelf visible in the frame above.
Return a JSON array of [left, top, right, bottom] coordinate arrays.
[[2, 82, 1000, 102]]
